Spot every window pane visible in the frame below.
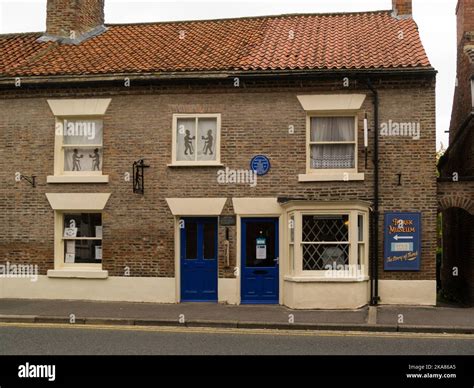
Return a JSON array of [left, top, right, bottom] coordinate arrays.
[[203, 222, 217, 260], [176, 118, 196, 161], [289, 215, 295, 243], [62, 119, 103, 146], [358, 243, 364, 266], [302, 215, 349, 242], [289, 245, 294, 272], [310, 144, 355, 169], [358, 215, 364, 242], [303, 243, 349, 270], [64, 240, 102, 264], [184, 220, 198, 260], [64, 213, 102, 238], [310, 117, 355, 142], [64, 147, 103, 172], [197, 118, 217, 161]]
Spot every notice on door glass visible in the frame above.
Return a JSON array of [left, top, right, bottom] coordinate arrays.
[[256, 237, 267, 260]]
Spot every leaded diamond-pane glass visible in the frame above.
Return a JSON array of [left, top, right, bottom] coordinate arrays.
[[302, 215, 349, 242], [303, 243, 349, 271]]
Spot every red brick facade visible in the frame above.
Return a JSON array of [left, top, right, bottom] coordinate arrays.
[[0, 76, 437, 284], [0, 0, 441, 306]]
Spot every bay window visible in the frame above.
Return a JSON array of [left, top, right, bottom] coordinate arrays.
[[302, 215, 350, 270], [283, 202, 369, 280]]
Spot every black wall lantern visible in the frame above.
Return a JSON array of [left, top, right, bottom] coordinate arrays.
[[133, 159, 150, 194]]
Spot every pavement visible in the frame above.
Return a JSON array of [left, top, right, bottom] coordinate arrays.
[[0, 298, 473, 334]]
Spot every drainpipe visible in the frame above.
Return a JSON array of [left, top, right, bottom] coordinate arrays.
[[367, 79, 380, 306]]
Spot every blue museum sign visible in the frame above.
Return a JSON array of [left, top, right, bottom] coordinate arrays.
[[383, 212, 421, 271]]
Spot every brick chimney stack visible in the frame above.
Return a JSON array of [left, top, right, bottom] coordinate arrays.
[[392, 0, 413, 18], [45, 0, 105, 41], [456, 0, 474, 46], [449, 0, 474, 135]]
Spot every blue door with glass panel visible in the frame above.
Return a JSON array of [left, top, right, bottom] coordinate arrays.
[[180, 217, 218, 302], [241, 218, 279, 304]]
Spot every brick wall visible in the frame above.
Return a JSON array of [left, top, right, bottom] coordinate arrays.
[[46, 0, 104, 38], [0, 76, 437, 282], [439, 0, 474, 306], [451, 0, 474, 137], [456, 0, 474, 46]]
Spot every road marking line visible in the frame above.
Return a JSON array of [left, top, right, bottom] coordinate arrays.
[[0, 322, 472, 340]]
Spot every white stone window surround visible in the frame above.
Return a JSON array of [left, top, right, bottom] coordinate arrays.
[[169, 113, 222, 167], [297, 94, 366, 182], [47, 99, 112, 183], [281, 200, 370, 282], [45, 193, 111, 278]]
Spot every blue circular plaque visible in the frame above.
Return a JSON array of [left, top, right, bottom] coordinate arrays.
[[250, 155, 271, 176]]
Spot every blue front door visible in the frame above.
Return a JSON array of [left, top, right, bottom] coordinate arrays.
[[241, 218, 279, 304], [180, 217, 218, 302]]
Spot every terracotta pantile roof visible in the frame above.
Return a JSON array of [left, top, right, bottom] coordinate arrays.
[[0, 11, 431, 78]]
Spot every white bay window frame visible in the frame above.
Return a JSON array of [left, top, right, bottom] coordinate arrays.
[[282, 202, 369, 281]]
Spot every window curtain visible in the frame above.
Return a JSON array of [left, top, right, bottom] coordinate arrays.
[[62, 119, 103, 145], [310, 117, 355, 169]]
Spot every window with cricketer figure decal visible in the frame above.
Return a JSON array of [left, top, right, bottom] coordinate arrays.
[[173, 114, 221, 165], [62, 119, 103, 172]]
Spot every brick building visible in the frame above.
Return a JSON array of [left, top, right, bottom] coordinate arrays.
[[438, 0, 474, 306], [0, 0, 438, 308]]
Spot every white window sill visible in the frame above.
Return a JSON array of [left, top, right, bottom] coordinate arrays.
[[298, 173, 365, 182], [47, 175, 109, 183], [284, 275, 369, 283], [47, 269, 108, 279], [167, 163, 223, 167]]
